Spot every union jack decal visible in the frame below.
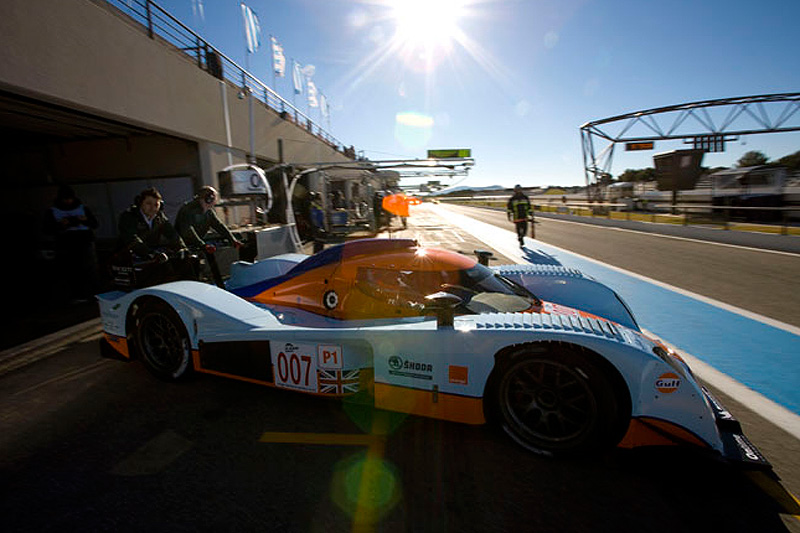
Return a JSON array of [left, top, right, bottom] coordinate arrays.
[[318, 369, 360, 395]]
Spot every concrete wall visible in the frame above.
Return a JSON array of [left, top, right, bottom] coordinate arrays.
[[0, 0, 350, 179]]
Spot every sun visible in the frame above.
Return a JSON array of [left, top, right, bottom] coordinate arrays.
[[387, 0, 468, 68], [392, 0, 465, 48], [341, 0, 506, 91]]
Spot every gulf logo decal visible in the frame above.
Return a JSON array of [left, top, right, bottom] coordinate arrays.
[[655, 372, 681, 394]]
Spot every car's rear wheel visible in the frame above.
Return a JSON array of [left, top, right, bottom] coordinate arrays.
[[132, 299, 192, 381], [488, 347, 621, 456]]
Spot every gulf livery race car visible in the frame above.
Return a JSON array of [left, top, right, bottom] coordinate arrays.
[[98, 238, 769, 466]]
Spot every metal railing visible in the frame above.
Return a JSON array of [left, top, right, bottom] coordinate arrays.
[[104, 0, 349, 153], [438, 196, 800, 235]]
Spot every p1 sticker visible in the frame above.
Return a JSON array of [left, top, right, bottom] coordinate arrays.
[[655, 372, 681, 394], [318, 344, 343, 369]]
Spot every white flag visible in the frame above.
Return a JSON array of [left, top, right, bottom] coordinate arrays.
[[292, 61, 303, 94], [191, 0, 205, 21], [271, 37, 285, 77], [241, 3, 261, 54], [319, 93, 328, 117], [307, 80, 319, 108]]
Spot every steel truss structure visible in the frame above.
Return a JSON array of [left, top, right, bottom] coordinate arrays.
[[580, 93, 800, 187], [288, 157, 476, 178]]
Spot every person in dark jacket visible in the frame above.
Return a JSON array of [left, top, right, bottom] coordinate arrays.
[[118, 187, 186, 258], [43, 184, 99, 302], [175, 186, 242, 288], [506, 184, 532, 247], [114, 187, 192, 287], [308, 191, 326, 253]]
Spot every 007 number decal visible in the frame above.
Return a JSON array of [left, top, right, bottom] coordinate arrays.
[[277, 353, 312, 387], [272, 342, 318, 392]]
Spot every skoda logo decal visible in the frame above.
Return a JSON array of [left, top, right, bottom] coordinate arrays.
[[388, 356, 403, 370]]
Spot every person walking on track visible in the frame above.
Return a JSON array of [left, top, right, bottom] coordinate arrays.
[[507, 184, 532, 247]]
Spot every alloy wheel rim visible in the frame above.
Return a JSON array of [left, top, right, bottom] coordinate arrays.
[[140, 314, 185, 371], [501, 359, 597, 446]]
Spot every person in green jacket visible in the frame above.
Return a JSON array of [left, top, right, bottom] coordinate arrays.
[[175, 186, 243, 287], [506, 184, 533, 247]]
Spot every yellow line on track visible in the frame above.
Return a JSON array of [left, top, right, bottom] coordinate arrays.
[[259, 417, 394, 533], [259, 431, 382, 447], [745, 471, 800, 522]]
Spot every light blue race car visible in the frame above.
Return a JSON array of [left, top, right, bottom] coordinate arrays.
[[97, 238, 769, 467]]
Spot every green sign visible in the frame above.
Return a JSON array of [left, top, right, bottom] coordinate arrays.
[[428, 149, 471, 158]]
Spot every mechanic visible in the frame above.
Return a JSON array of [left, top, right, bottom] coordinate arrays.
[[114, 187, 194, 287], [43, 184, 99, 303], [308, 191, 326, 253], [175, 186, 243, 288], [507, 184, 533, 247]]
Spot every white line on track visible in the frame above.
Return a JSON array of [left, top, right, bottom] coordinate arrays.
[[530, 237, 800, 336], [646, 332, 800, 441], [540, 216, 800, 258]]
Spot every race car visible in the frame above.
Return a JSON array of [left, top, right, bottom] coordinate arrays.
[[97, 238, 769, 467]]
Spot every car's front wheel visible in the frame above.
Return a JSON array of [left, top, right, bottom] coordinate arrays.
[[488, 347, 621, 456], [132, 299, 192, 381]]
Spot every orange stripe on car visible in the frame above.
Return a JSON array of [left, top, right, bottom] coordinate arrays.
[[374, 383, 485, 425], [104, 333, 130, 359], [618, 417, 710, 449]]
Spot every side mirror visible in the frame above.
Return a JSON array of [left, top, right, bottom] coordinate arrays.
[[424, 291, 462, 328], [473, 249, 494, 266]]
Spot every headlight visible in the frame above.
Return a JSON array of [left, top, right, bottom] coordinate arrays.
[[652, 345, 689, 378]]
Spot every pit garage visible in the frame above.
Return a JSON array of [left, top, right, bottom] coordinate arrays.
[[0, 89, 201, 311]]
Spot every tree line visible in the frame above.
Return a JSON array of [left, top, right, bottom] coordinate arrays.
[[616, 150, 800, 183]]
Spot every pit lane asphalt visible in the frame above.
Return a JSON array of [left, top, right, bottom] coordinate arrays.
[[0, 206, 800, 531], [3, 335, 797, 532]]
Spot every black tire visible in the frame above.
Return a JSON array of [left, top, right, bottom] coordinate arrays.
[[132, 299, 192, 381], [487, 347, 620, 456]]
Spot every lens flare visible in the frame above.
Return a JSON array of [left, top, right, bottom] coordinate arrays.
[[395, 111, 434, 148], [330, 452, 401, 524]]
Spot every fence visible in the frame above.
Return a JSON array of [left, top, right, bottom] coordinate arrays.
[[437, 196, 800, 236], [104, 0, 347, 152]]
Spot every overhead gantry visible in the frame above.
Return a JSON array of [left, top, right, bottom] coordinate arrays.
[[580, 93, 800, 192]]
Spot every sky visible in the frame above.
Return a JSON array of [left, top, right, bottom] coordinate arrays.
[[159, 0, 800, 189]]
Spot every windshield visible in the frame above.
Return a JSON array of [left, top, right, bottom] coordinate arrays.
[[355, 263, 539, 314]]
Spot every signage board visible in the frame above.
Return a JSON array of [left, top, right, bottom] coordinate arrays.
[[692, 135, 726, 153], [218, 169, 267, 196], [427, 149, 471, 158], [625, 142, 654, 151]]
